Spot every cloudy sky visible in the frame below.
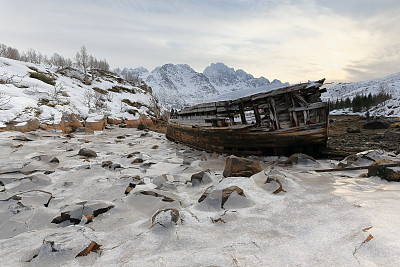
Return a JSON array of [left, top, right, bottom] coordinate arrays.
[[1, 0, 399, 84]]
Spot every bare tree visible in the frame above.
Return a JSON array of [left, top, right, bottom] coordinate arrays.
[[75, 45, 90, 84], [0, 91, 11, 108], [0, 71, 26, 84]]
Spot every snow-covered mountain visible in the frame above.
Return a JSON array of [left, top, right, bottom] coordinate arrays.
[[0, 57, 160, 128], [117, 63, 287, 109], [145, 64, 218, 109], [322, 72, 400, 117], [203, 62, 283, 93]]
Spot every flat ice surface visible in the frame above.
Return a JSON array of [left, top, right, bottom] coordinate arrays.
[[0, 128, 400, 266]]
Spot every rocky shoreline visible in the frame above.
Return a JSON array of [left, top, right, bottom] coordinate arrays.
[[326, 115, 400, 158]]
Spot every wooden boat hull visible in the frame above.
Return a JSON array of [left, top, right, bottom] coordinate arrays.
[[166, 122, 328, 156]]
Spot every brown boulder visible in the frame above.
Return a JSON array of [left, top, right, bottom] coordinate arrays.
[[285, 153, 317, 165], [368, 161, 400, 182], [222, 156, 262, 177], [85, 119, 106, 131], [78, 148, 97, 158]]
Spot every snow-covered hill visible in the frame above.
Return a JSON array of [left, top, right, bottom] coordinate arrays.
[[0, 57, 160, 128], [117, 63, 287, 109], [322, 72, 400, 117]]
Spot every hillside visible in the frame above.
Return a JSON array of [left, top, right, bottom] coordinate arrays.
[[0, 57, 160, 130], [117, 63, 287, 109], [323, 72, 400, 117]]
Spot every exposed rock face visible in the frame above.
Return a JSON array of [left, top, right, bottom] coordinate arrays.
[[78, 148, 97, 158], [285, 153, 317, 165], [223, 156, 262, 177], [363, 120, 390, 129]]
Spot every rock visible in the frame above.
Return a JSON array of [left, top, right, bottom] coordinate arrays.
[[28, 227, 99, 264], [190, 171, 212, 186], [198, 185, 246, 209], [51, 200, 114, 225], [153, 175, 168, 187], [222, 156, 262, 177], [368, 161, 400, 182], [221, 186, 246, 208], [116, 135, 126, 139], [102, 161, 121, 170], [150, 208, 180, 228], [102, 161, 113, 168], [285, 153, 317, 165], [142, 162, 156, 167], [339, 150, 387, 167], [85, 119, 106, 131], [384, 131, 400, 139], [78, 148, 97, 158], [137, 123, 146, 130], [132, 158, 144, 164], [363, 120, 390, 129], [347, 127, 361, 133], [109, 163, 122, 170], [127, 152, 140, 158], [139, 191, 175, 202], [13, 135, 33, 141], [49, 157, 59, 164]]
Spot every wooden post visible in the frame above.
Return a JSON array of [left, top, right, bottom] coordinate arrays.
[[254, 105, 262, 125], [239, 103, 247, 124], [269, 97, 280, 129]]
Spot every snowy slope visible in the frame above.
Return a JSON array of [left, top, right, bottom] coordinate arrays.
[[117, 63, 287, 109], [322, 72, 400, 117], [0, 57, 159, 128], [145, 64, 218, 109]]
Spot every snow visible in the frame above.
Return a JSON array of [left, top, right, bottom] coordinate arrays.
[[119, 62, 287, 109], [323, 72, 400, 117], [1, 128, 400, 266], [0, 57, 157, 127]]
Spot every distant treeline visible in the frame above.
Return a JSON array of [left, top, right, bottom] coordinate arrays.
[[0, 43, 109, 71], [330, 92, 392, 112]]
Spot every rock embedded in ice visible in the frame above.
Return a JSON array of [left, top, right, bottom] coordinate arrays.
[[150, 208, 180, 228], [190, 171, 212, 186], [78, 148, 97, 158], [368, 161, 400, 182], [198, 185, 247, 209], [222, 156, 262, 177], [29, 227, 99, 264], [51, 200, 114, 225], [131, 158, 144, 163], [49, 157, 59, 164], [339, 150, 387, 167], [285, 153, 317, 165]]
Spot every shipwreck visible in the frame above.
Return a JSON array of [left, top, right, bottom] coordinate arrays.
[[167, 79, 329, 156]]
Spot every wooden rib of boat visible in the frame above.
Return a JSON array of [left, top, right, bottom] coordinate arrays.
[[166, 79, 329, 156]]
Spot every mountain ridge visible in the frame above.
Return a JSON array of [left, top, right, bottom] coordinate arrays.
[[115, 62, 287, 109]]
